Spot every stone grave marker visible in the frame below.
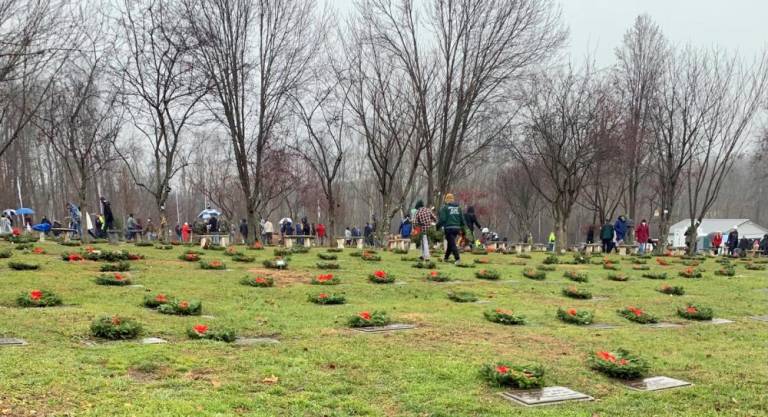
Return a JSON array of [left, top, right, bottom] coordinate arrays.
[[127, 284, 145, 289], [706, 318, 734, 325], [647, 322, 685, 329], [353, 323, 416, 333], [587, 323, 618, 330], [591, 296, 609, 301], [499, 386, 593, 407], [622, 376, 692, 391], [750, 315, 768, 323], [201, 315, 216, 319], [0, 337, 27, 346], [141, 337, 168, 345], [234, 337, 280, 346]]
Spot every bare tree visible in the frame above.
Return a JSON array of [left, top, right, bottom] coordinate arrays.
[[497, 163, 540, 242], [182, 0, 324, 242], [613, 14, 668, 241], [113, 0, 207, 240], [511, 65, 609, 249], [681, 50, 768, 253]]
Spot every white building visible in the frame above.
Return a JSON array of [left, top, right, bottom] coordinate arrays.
[[667, 219, 768, 248]]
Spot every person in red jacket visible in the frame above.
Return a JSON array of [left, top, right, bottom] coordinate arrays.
[[711, 232, 723, 255], [181, 222, 191, 243], [316, 223, 326, 246], [635, 219, 650, 254]]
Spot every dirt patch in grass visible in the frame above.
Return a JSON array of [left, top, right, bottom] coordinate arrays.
[[245, 268, 310, 287]]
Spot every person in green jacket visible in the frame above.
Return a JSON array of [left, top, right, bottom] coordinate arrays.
[[437, 193, 465, 264], [548, 231, 556, 252]]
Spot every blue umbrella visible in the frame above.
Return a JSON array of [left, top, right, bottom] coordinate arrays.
[[197, 208, 221, 219], [16, 208, 34, 215]]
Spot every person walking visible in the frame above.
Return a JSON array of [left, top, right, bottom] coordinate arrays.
[[711, 232, 723, 255], [600, 221, 615, 253], [437, 193, 465, 265], [100, 197, 114, 232], [263, 219, 274, 245], [547, 231, 556, 252], [126, 214, 138, 241], [414, 200, 437, 261], [586, 225, 595, 244], [363, 223, 373, 246], [239, 219, 248, 243], [344, 227, 352, 246], [635, 219, 650, 254], [398, 216, 412, 240], [463, 206, 482, 249], [0, 214, 11, 235], [727, 229, 739, 256], [614, 215, 628, 246], [316, 223, 325, 246]]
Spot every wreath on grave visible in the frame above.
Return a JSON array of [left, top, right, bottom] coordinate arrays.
[[536, 264, 556, 272], [291, 246, 310, 254], [143, 293, 172, 308], [250, 242, 264, 250], [642, 272, 668, 280], [562, 286, 592, 300], [509, 260, 527, 266], [678, 267, 703, 278], [426, 270, 451, 282], [603, 261, 619, 271], [480, 363, 545, 388], [564, 270, 589, 282], [631, 258, 648, 265], [542, 255, 560, 265], [91, 315, 142, 340], [656, 258, 671, 266], [202, 244, 225, 251], [231, 253, 255, 263], [471, 248, 488, 255], [95, 272, 132, 286], [308, 293, 346, 305], [413, 260, 437, 269], [474, 257, 491, 265], [8, 261, 40, 270], [224, 246, 240, 256], [745, 263, 767, 271], [658, 284, 685, 296], [368, 270, 395, 284], [126, 252, 144, 261], [523, 268, 546, 280], [589, 349, 649, 379], [572, 254, 588, 264], [681, 260, 701, 267], [447, 291, 478, 303], [316, 261, 340, 269], [263, 257, 288, 270], [677, 303, 713, 321], [632, 265, 650, 271], [0, 249, 12, 258], [187, 324, 236, 342], [31, 247, 45, 255], [715, 266, 736, 277], [326, 248, 343, 253], [607, 273, 629, 281], [391, 248, 409, 254], [16, 289, 62, 308], [556, 307, 593, 325], [348, 310, 390, 327], [475, 269, 500, 280], [617, 306, 658, 324], [361, 251, 381, 262], [158, 299, 202, 316], [180, 253, 201, 262], [241, 275, 274, 287], [100, 261, 131, 272], [517, 253, 532, 259], [200, 259, 226, 270], [484, 308, 526, 325], [317, 252, 338, 260], [309, 273, 338, 285], [134, 241, 153, 247], [14, 243, 34, 250], [274, 248, 291, 257], [454, 262, 475, 268], [154, 244, 173, 250]]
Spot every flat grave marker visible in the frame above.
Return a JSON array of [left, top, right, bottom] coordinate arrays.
[[499, 386, 593, 407], [353, 323, 416, 333], [622, 376, 692, 391], [591, 296, 609, 301], [234, 337, 280, 346], [587, 323, 618, 330], [750, 315, 768, 323], [141, 337, 168, 345], [706, 318, 734, 325], [0, 338, 27, 346], [647, 322, 685, 329]]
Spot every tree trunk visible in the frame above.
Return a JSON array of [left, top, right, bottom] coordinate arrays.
[[327, 192, 336, 248], [78, 180, 89, 244], [157, 202, 168, 242], [246, 203, 257, 245], [554, 208, 567, 252]]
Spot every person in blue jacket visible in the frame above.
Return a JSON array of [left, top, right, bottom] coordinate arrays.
[[614, 215, 628, 245], [399, 216, 412, 239]]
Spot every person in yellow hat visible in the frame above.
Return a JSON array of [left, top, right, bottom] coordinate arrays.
[[437, 193, 466, 265]]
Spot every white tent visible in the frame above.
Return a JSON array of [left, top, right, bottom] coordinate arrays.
[[667, 219, 768, 248]]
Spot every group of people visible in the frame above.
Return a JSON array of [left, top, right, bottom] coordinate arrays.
[[584, 216, 652, 254], [710, 229, 768, 256]]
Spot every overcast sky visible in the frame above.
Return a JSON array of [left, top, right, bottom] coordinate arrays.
[[333, 0, 768, 66]]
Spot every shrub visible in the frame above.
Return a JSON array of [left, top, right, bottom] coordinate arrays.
[[91, 315, 142, 340], [542, 255, 560, 265], [475, 269, 500, 280], [143, 293, 171, 308], [642, 272, 668, 280], [590, 349, 649, 379], [16, 289, 62, 307], [607, 273, 629, 281], [199, 259, 226, 270], [369, 270, 395, 284], [715, 266, 736, 277], [263, 258, 288, 269], [187, 324, 236, 342], [8, 261, 40, 270], [231, 254, 255, 263], [617, 306, 657, 324], [240, 276, 274, 287], [677, 303, 713, 320], [657, 284, 685, 296], [413, 260, 437, 269], [564, 270, 589, 282], [426, 270, 451, 282], [316, 261, 340, 269], [311, 273, 340, 285], [348, 311, 390, 327], [678, 267, 703, 278], [100, 261, 131, 272], [0, 248, 11, 258], [308, 293, 346, 305], [317, 252, 337, 260], [562, 286, 592, 299], [95, 272, 132, 286], [447, 291, 478, 303], [484, 308, 526, 325], [523, 268, 546, 280], [556, 307, 593, 325], [157, 299, 202, 316], [480, 363, 545, 388]]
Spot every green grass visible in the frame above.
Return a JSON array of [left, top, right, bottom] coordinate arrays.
[[0, 243, 766, 416]]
